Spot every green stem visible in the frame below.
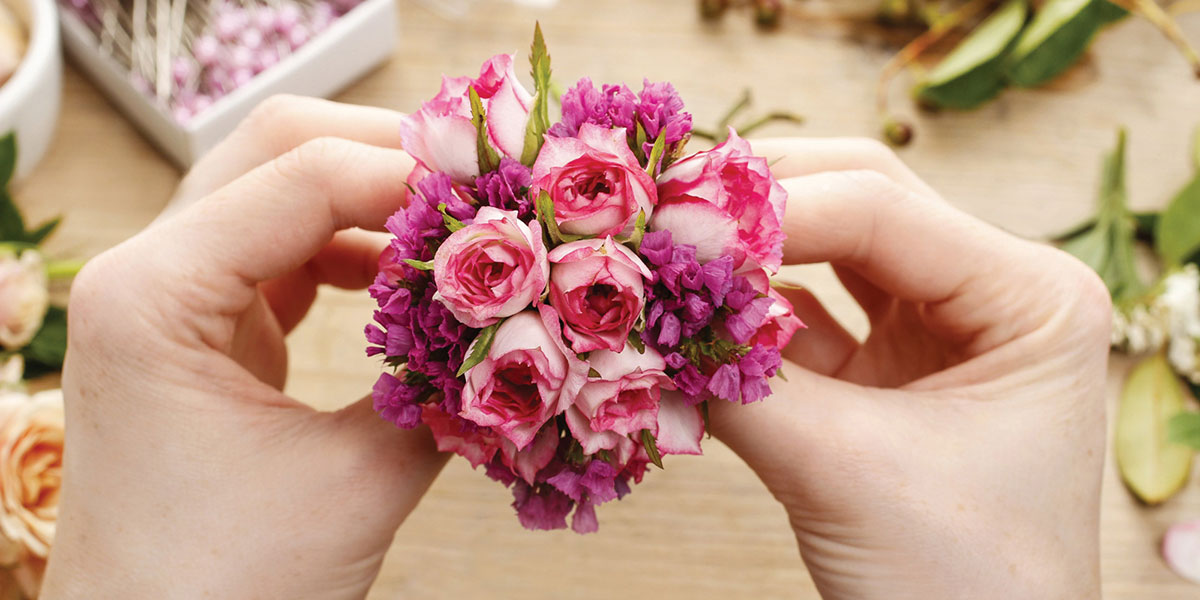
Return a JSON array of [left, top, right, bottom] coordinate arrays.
[[46, 260, 85, 280], [736, 112, 806, 137], [717, 88, 753, 132]]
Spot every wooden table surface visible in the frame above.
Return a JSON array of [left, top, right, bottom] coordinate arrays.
[[13, 0, 1200, 597]]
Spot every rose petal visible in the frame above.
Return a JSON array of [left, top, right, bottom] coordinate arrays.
[[655, 391, 703, 456], [1164, 519, 1200, 584]]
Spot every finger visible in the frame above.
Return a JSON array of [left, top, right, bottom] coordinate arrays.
[[832, 265, 894, 324], [139, 138, 413, 326], [330, 396, 450, 526], [775, 286, 859, 376], [167, 95, 408, 214], [750, 137, 940, 199], [778, 169, 1060, 352], [260, 230, 391, 334]]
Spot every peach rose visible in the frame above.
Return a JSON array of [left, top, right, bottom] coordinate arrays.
[[0, 390, 62, 561], [0, 251, 48, 351]]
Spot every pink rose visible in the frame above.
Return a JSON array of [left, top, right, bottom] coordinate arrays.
[[750, 288, 805, 349], [654, 390, 704, 456], [499, 422, 560, 484], [461, 311, 579, 449], [532, 123, 657, 237], [651, 129, 787, 272], [548, 237, 652, 353], [565, 345, 672, 456], [421, 404, 499, 468], [400, 54, 533, 184], [433, 207, 548, 328]]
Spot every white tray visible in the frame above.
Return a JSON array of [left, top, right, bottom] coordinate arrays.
[[59, 0, 397, 168]]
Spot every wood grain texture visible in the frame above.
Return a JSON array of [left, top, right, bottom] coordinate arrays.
[[12, 0, 1200, 597]]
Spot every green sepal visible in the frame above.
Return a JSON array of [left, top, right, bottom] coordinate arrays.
[[456, 322, 501, 377], [26, 217, 61, 245], [627, 329, 646, 353], [646, 131, 667, 177], [535, 190, 585, 245], [402, 259, 434, 271], [699, 400, 711, 437], [618, 210, 647, 251], [632, 122, 649, 164], [520, 22, 553, 165], [640, 429, 664, 469], [437, 203, 465, 233], [470, 87, 501, 174]]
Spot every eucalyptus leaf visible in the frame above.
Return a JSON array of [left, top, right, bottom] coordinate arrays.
[[456, 322, 501, 377], [1169, 411, 1200, 451], [916, 0, 1027, 110], [1005, 0, 1126, 88], [1157, 174, 1200, 267], [0, 133, 13, 187], [1116, 353, 1194, 504]]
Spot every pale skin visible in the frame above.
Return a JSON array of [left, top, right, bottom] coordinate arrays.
[[41, 96, 1109, 599]]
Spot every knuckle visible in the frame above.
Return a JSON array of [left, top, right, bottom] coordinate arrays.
[[239, 94, 308, 137], [845, 137, 903, 168], [67, 251, 129, 345]]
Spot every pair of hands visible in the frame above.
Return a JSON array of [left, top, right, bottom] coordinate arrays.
[[41, 96, 1110, 599]]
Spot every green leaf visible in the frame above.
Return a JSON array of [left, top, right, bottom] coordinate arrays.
[[456, 322, 501, 377], [1193, 125, 1200, 173], [1156, 174, 1200, 267], [469, 87, 501, 174], [645, 131, 667, 176], [699, 400, 710, 436], [0, 133, 14, 187], [640, 429, 664, 469], [627, 329, 645, 353], [402, 259, 434, 271], [535, 190, 584, 245], [22, 306, 66, 370], [621, 210, 647, 251], [26, 217, 61, 244], [633, 122, 649, 163], [520, 22, 553, 165], [1115, 353, 1193, 504], [916, 0, 1028, 110], [0, 191, 27, 242], [1169, 411, 1200, 450], [588, 367, 601, 378], [1060, 129, 1144, 303], [1005, 0, 1127, 88], [437, 203, 465, 233]]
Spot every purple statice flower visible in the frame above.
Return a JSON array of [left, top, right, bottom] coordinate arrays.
[[641, 230, 734, 348], [738, 344, 782, 404], [549, 78, 637, 138], [512, 481, 575, 531], [635, 80, 692, 154], [366, 171, 479, 426], [474, 158, 534, 220], [723, 276, 775, 344]]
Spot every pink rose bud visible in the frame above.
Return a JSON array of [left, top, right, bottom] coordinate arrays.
[[433, 207, 548, 329], [399, 54, 532, 184], [460, 312, 572, 449], [532, 123, 657, 238], [565, 344, 673, 457], [548, 237, 651, 353], [651, 128, 787, 273]]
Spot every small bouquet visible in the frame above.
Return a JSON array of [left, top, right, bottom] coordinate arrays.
[[365, 25, 803, 533]]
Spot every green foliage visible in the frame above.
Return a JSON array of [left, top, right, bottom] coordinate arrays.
[[402, 259, 434, 271], [641, 429, 664, 469], [1005, 0, 1127, 88], [22, 306, 66, 374], [1059, 129, 1145, 304], [469, 87, 501, 174], [916, 0, 1028, 110], [1169, 411, 1200, 451], [535, 190, 584, 245], [456, 322, 501, 377], [520, 23, 553, 165], [1156, 175, 1200, 268]]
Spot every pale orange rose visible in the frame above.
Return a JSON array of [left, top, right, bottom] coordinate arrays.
[[0, 390, 62, 562], [0, 251, 49, 351]]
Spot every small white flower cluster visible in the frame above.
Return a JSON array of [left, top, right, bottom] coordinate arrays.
[[1112, 263, 1200, 383]]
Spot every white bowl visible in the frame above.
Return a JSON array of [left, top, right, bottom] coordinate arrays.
[[0, 0, 60, 181]]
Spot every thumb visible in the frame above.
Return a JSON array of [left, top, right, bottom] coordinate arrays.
[[329, 396, 450, 522]]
